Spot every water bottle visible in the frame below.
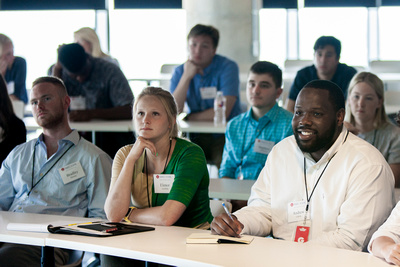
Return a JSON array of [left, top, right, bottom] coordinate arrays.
[[214, 91, 226, 126]]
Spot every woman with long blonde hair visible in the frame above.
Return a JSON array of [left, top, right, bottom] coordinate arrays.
[[102, 87, 213, 265], [345, 71, 400, 186]]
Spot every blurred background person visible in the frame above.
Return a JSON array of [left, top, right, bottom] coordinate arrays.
[[0, 74, 26, 166], [285, 36, 356, 113], [345, 71, 400, 187], [0, 33, 28, 104], [74, 27, 119, 66], [51, 43, 134, 158]]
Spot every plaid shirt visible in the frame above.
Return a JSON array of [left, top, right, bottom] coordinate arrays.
[[219, 103, 293, 180]]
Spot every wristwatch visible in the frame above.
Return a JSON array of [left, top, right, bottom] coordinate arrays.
[[124, 206, 137, 223]]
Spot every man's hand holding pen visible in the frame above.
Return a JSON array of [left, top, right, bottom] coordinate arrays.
[[210, 213, 244, 238]]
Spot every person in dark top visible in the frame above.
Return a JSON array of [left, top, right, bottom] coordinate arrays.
[[0, 74, 26, 165], [51, 43, 134, 158], [285, 36, 357, 113]]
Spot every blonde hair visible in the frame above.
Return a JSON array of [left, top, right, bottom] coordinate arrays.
[[346, 71, 388, 128], [0, 34, 12, 57], [74, 27, 108, 59], [133, 87, 180, 138]]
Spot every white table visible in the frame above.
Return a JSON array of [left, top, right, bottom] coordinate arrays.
[[385, 105, 400, 115], [23, 117, 225, 135], [378, 73, 400, 82], [23, 117, 133, 132], [209, 178, 255, 200], [0, 211, 391, 267], [0, 212, 94, 267], [179, 120, 226, 134], [0, 211, 50, 247], [23, 117, 133, 143], [128, 74, 172, 86]]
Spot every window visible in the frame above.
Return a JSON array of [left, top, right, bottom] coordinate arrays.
[[109, 9, 186, 95], [298, 7, 368, 67], [378, 6, 400, 60], [259, 9, 287, 68], [0, 10, 95, 87], [109, 9, 186, 79]]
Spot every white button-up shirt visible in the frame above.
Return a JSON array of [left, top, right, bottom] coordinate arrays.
[[235, 127, 395, 251]]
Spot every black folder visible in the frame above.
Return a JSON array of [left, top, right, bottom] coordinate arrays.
[[48, 222, 155, 237]]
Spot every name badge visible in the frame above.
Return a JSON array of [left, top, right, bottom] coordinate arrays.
[[287, 200, 310, 223], [253, 139, 275, 155], [58, 161, 85, 184], [294, 225, 310, 243], [70, 96, 86, 110], [200, 87, 217, 99], [7, 81, 15, 94], [153, 174, 175, 194]]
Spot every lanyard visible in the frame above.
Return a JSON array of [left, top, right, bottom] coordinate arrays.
[[302, 152, 337, 224], [144, 138, 172, 207], [29, 141, 75, 196], [302, 130, 349, 224]]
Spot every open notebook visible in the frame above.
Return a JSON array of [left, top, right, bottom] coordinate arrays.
[[7, 222, 155, 237]]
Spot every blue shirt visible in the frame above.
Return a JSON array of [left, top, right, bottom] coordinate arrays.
[[5, 56, 28, 104], [219, 103, 293, 180], [0, 130, 112, 219], [170, 54, 241, 120]]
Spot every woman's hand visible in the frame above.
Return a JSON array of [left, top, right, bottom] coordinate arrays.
[[128, 136, 157, 161]]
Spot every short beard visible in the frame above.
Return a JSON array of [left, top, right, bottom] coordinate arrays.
[[37, 112, 65, 130]]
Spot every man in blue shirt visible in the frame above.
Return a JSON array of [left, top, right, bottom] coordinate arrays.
[[170, 24, 241, 167], [0, 33, 28, 104], [285, 36, 357, 113], [220, 61, 293, 181], [0, 76, 112, 266]]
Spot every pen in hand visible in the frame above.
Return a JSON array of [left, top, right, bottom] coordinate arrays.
[[222, 202, 234, 221]]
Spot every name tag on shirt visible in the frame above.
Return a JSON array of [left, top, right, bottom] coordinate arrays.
[[200, 87, 217, 99], [7, 81, 15, 95], [58, 161, 86, 184], [288, 200, 310, 223], [253, 139, 275, 155], [153, 174, 175, 194], [70, 96, 86, 110]]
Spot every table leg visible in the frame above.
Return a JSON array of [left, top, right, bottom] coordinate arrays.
[[41, 246, 55, 267]]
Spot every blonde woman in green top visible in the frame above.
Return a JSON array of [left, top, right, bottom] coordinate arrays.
[[104, 87, 212, 228]]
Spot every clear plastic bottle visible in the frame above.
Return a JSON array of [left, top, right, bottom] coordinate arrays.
[[214, 91, 226, 126]]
